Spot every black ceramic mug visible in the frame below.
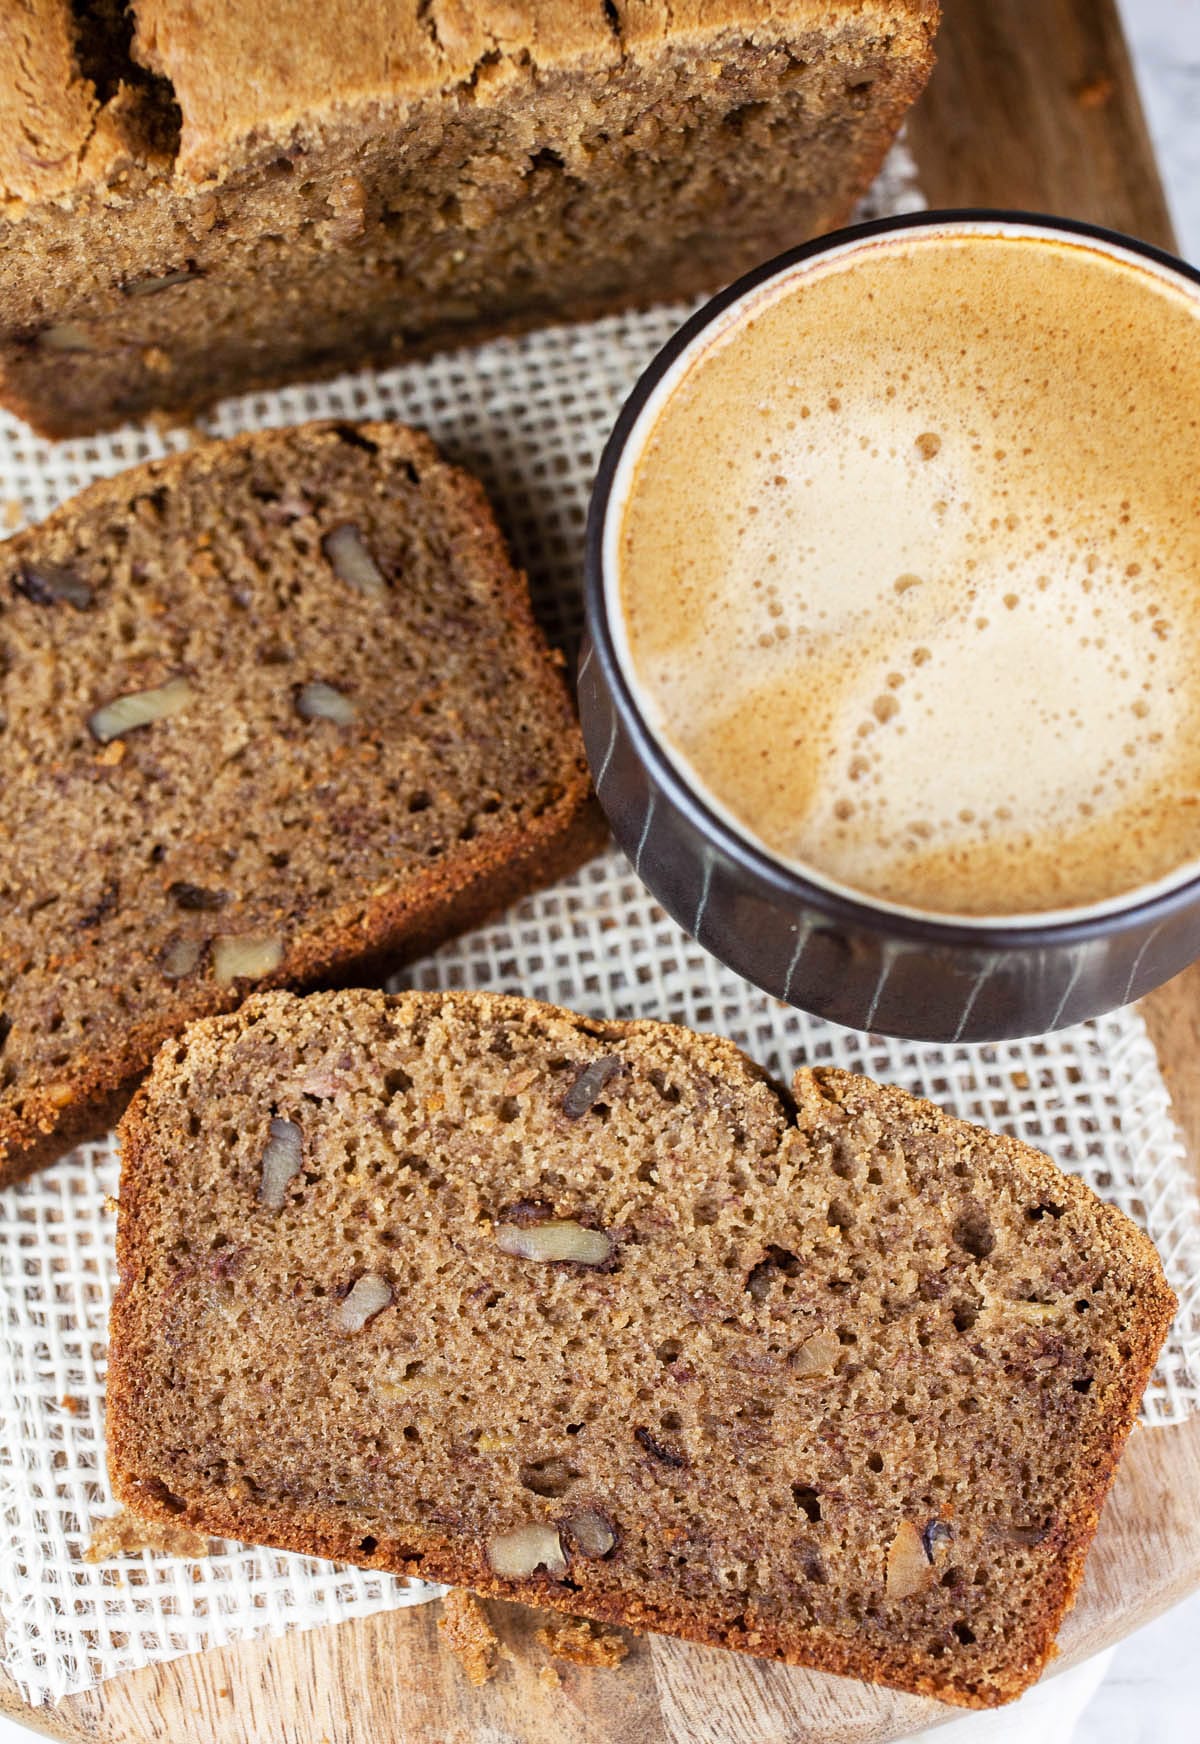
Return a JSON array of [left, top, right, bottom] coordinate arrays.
[[579, 210, 1200, 1043]]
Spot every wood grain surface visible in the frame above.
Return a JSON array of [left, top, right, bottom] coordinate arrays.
[[3, 1, 1197, 1739], [906, 0, 1177, 249]]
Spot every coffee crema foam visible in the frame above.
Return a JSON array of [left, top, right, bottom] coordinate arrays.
[[617, 233, 1200, 917]]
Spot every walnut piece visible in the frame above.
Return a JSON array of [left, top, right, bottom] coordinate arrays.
[[161, 936, 202, 979], [88, 676, 193, 742], [297, 1065, 349, 1098], [495, 1220, 613, 1266], [258, 1118, 302, 1210], [338, 1272, 392, 1332], [1008, 1299, 1059, 1322], [321, 523, 387, 597], [886, 1520, 935, 1599], [923, 1520, 954, 1564], [14, 560, 93, 608], [122, 265, 203, 296], [791, 1331, 842, 1376], [295, 680, 357, 724], [212, 934, 282, 984], [562, 1055, 622, 1118], [563, 1508, 617, 1559], [168, 881, 227, 912], [994, 1523, 1049, 1547], [486, 1523, 566, 1579], [40, 322, 95, 353]]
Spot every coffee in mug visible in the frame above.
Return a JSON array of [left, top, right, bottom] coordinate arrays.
[[613, 229, 1200, 920]]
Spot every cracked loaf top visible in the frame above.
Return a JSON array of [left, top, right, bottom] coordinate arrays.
[[0, 0, 940, 203], [0, 2, 938, 435]]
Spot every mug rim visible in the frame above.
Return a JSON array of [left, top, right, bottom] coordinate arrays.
[[584, 206, 1200, 952]]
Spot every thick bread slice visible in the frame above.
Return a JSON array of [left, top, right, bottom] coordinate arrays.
[[107, 989, 1175, 1707], [0, 427, 599, 1181]]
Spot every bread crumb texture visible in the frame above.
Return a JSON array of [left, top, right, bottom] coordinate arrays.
[[107, 988, 1175, 1709], [0, 422, 595, 1183], [85, 1507, 209, 1563], [537, 1613, 631, 1668]]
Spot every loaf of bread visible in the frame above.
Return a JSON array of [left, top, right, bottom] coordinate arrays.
[[0, 426, 597, 1183], [0, 2, 939, 437], [107, 989, 1174, 1708]]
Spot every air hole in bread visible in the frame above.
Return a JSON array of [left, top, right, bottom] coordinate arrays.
[[953, 1206, 995, 1259], [519, 1457, 576, 1498], [1027, 1202, 1065, 1221]]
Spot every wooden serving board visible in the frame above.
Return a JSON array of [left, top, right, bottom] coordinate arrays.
[[3, 1, 1197, 1738]]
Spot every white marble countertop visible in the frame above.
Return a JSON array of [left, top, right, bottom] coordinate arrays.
[[0, 4, 1196, 1741], [1120, 0, 1200, 261]]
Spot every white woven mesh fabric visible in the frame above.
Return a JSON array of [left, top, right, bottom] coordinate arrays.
[[1, 144, 1198, 1706]]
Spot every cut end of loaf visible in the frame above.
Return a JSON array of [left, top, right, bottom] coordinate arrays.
[[107, 988, 1173, 1708], [0, 4, 938, 435]]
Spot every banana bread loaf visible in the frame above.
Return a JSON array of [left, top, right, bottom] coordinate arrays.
[[0, 426, 597, 1183], [107, 989, 1174, 1708], [0, 1, 938, 437]]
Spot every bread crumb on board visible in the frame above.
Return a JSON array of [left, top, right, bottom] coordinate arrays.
[[1074, 73, 1115, 109], [538, 1664, 562, 1691], [85, 1508, 210, 1562], [536, 1614, 631, 1669], [438, 1589, 500, 1687]]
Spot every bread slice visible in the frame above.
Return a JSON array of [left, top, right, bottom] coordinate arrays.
[[0, 427, 598, 1182], [107, 989, 1175, 1708], [0, 2, 938, 437]]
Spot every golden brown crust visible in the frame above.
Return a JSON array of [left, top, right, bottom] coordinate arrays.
[[0, 2, 100, 206], [107, 991, 1173, 1710], [0, 424, 602, 1182], [5, 3, 938, 193]]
